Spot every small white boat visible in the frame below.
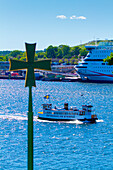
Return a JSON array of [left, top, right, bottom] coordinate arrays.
[[38, 103, 98, 123]]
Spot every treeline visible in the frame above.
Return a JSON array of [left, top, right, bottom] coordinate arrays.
[[0, 45, 88, 64]]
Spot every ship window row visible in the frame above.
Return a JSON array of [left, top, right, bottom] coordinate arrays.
[[84, 59, 103, 61], [82, 63, 88, 65], [81, 69, 112, 73], [96, 70, 112, 72], [53, 112, 79, 115], [93, 68, 112, 72], [46, 114, 75, 118], [102, 63, 109, 65], [91, 55, 110, 58], [94, 50, 112, 53], [94, 66, 113, 68]]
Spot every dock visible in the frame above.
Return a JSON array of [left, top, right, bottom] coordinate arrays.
[[0, 75, 25, 80], [0, 74, 82, 82]]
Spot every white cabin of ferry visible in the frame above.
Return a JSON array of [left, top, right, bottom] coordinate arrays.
[[38, 103, 97, 123]]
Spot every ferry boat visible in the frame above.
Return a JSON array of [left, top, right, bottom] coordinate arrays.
[[75, 41, 113, 82], [38, 103, 98, 123]]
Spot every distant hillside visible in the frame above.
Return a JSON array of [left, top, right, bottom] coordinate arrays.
[[79, 39, 113, 48], [0, 40, 113, 54], [0, 51, 11, 56]]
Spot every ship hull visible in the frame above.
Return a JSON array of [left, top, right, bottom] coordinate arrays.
[[38, 116, 97, 123], [76, 69, 113, 82], [80, 74, 113, 82]]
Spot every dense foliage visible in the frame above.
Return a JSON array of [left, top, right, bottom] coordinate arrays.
[[0, 44, 88, 64], [104, 52, 113, 65], [1, 40, 113, 63]]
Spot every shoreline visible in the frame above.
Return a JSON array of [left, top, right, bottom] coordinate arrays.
[[0, 75, 82, 82]]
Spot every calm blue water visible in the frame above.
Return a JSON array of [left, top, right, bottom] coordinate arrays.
[[0, 79, 113, 169]]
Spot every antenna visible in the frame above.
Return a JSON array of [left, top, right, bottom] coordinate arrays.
[[96, 38, 99, 45]]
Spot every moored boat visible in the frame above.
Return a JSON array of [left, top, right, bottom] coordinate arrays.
[[38, 102, 98, 123]]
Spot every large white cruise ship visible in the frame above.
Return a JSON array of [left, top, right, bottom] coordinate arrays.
[[75, 41, 113, 82]]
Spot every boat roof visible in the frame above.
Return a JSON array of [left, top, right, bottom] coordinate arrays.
[[42, 103, 52, 105], [82, 105, 93, 107]]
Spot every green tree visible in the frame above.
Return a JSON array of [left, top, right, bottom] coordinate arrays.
[[53, 46, 59, 58], [59, 45, 70, 57], [57, 48, 62, 58], [71, 46, 81, 57], [20, 56, 26, 61], [63, 54, 71, 58], [59, 59, 63, 64], [104, 52, 113, 65], [79, 48, 88, 57], [9, 50, 23, 58], [0, 56, 6, 61], [64, 58, 69, 64], [36, 52, 46, 60], [69, 58, 73, 65], [19, 52, 26, 61], [74, 59, 78, 64], [46, 45, 56, 58], [53, 46, 58, 53], [5, 54, 9, 61]]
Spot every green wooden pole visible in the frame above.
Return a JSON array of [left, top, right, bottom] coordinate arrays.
[[28, 86, 33, 170], [9, 43, 51, 170]]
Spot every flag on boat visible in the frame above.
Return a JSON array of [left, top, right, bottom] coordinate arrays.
[[44, 95, 50, 99]]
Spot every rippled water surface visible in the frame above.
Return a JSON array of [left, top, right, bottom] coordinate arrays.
[[0, 79, 113, 169]]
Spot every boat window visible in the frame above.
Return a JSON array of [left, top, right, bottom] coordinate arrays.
[[84, 59, 103, 61], [82, 63, 88, 65]]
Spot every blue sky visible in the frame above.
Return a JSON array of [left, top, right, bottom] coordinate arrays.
[[0, 0, 113, 51]]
